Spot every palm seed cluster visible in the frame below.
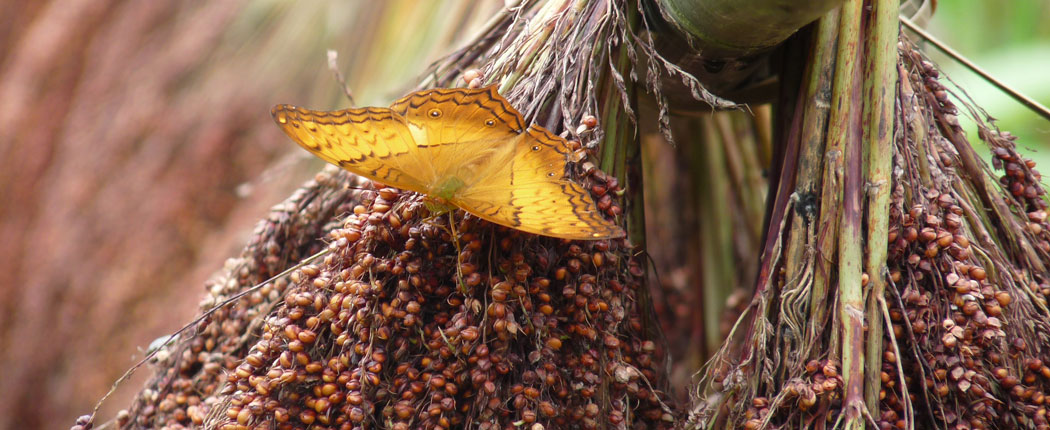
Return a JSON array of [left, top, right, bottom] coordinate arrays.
[[111, 158, 673, 430], [873, 44, 1050, 430]]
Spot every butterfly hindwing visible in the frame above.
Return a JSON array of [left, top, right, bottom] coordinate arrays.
[[452, 125, 625, 240]]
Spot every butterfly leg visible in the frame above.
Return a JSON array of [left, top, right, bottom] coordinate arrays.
[[447, 211, 466, 294]]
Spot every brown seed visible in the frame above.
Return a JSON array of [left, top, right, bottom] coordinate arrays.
[[962, 301, 979, 315], [582, 115, 598, 128], [555, 267, 568, 280], [945, 213, 962, 229], [970, 266, 987, 281], [936, 231, 954, 248], [912, 319, 927, 334], [935, 383, 950, 397], [919, 227, 937, 242], [234, 407, 253, 425], [925, 242, 940, 258], [462, 69, 481, 84], [904, 227, 919, 242], [942, 333, 957, 348], [985, 303, 1002, 317], [460, 326, 479, 341], [995, 291, 1012, 306], [298, 330, 317, 344], [298, 410, 316, 425]]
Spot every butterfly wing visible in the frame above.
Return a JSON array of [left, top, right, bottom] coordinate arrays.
[[387, 86, 527, 188], [271, 105, 432, 194], [274, 87, 623, 240], [389, 86, 526, 144], [451, 125, 625, 240]]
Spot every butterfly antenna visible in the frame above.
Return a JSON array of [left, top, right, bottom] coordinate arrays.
[[87, 246, 333, 425], [326, 49, 356, 107]]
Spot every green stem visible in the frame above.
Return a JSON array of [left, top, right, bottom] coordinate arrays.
[[698, 116, 735, 354], [862, 0, 899, 417], [828, 0, 865, 428]]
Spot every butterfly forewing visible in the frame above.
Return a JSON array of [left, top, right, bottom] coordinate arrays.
[[389, 87, 526, 189], [271, 105, 434, 194]]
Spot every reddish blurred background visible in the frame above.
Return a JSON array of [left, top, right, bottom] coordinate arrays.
[[0, 1, 498, 428]]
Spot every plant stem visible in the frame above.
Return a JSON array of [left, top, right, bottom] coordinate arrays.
[[828, 0, 865, 428], [862, 0, 899, 416], [699, 116, 735, 353], [785, 8, 839, 351]]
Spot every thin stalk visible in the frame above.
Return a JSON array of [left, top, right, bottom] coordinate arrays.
[[699, 116, 735, 353], [862, 0, 899, 416], [896, 64, 932, 187], [899, 16, 1050, 122], [828, 1, 866, 428], [751, 105, 774, 169], [497, 0, 569, 93], [782, 8, 839, 349], [738, 35, 808, 399], [599, 41, 635, 185], [715, 115, 763, 242]]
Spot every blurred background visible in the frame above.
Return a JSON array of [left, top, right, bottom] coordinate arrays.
[[926, 0, 1050, 165], [0, 1, 502, 428], [0, 1, 1045, 429]]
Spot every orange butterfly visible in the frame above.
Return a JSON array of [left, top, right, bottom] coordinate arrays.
[[272, 87, 624, 240]]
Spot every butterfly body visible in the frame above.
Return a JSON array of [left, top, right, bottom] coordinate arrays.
[[434, 176, 467, 201], [272, 87, 624, 240]]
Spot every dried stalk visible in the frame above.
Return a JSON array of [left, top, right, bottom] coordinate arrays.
[[790, 7, 839, 355]]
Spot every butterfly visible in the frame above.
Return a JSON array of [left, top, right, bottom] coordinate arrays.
[[271, 86, 624, 240]]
